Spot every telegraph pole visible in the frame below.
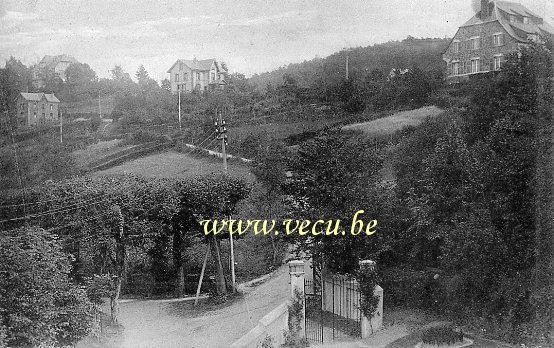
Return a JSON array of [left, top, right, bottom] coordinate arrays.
[[215, 107, 235, 291], [59, 110, 63, 144], [178, 89, 182, 131]]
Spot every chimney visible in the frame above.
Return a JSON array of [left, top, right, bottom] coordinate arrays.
[[481, 0, 490, 18]]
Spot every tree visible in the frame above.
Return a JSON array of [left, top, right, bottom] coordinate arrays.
[[252, 141, 290, 264], [0, 226, 93, 347], [0, 57, 33, 129], [285, 130, 383, 274], [64, 62, 98, 101], [176, 175, 250, 295], [161, 78, 171, 92]]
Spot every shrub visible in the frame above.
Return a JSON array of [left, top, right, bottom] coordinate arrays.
[[121, 129, 167, 145], [0, 227, 94, 347], [421, 325, 463, 346]]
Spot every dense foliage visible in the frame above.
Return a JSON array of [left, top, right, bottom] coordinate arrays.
[[389, 44, 552, 343], [0, 227, 93, 347]]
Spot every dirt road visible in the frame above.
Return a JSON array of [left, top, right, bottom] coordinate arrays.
[[117, 265, 289, 348]]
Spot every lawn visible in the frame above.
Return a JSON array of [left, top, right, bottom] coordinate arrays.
[[93, 150, 254, 181], [342, 106, 444, 136]]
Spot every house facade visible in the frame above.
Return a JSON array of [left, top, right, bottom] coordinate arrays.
[[17, 93, 61, 127], [443, 0, 554, 82], [167, 58, 226, 94]]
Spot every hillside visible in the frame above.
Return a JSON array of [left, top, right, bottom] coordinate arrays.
[[249, 37, 450, 91]]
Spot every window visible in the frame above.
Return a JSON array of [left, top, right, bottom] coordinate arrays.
[[471, 58, 480, 73], [50, 113, 53, 118], [493, 55, 502, 71], [453, 41, 460, 53], [470, 37, 480, 50], [175, 74, 179, 82], [510, 15, 517, 23], [50, 104, 53, 111], [183, 73, 187, 81], [493, 33, 503, 46], [196, 72, 200, 79], [452, 61, 460, 75]]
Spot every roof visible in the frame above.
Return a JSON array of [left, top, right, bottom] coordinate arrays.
[[38, 54, 78, 68], [20, 92, 60, 103], [167, 58, 218, 73], [460, 1, 553, 42], [495, 1, 541, 18]]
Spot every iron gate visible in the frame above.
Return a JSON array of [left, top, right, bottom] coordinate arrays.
[[304, 278, 323, 343], [304, 275, 362, 343]]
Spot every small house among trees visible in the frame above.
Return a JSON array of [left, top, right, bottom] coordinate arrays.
[[17, 92, 61, 127], [443, 0, 553, 82]]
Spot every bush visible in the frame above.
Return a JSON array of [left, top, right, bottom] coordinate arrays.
[[380, 267, 440, 309], [121, 129, 167, 145], [421, 325, 463, 346], [0, 227, 94, 347]]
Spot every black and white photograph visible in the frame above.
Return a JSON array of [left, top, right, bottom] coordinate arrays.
[[0, 1, 552, 347]]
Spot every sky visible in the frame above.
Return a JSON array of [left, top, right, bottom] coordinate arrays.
[[0, 0, 552, 81]]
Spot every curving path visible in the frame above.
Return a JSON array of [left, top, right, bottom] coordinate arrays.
[[116, 265, 289, 348]]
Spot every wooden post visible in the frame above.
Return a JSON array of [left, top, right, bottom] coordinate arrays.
[[194, 244, 210, 306]]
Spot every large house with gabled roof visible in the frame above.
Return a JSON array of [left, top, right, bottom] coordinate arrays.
[[16, 92, 61, 127], [443, 0, 554, 82], [167, 58, 226, 94]]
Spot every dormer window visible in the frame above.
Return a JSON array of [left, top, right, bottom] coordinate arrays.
[[510, 15, 517, 23], [523, 17, 529, 24]]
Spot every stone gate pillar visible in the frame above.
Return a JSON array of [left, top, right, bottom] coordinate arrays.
[[288, 260, 306, 338], [359, 260, 384, 338]]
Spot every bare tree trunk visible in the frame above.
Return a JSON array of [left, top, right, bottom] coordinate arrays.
[[268, 200, 277, 265], [110, 205, 126, 324], [209, 236, 227, 295], [173, 229, 185, 297], [110, 277, 122, 323]]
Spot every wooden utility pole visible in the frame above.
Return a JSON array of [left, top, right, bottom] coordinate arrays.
[[110, 205, 125, 324], [216, 107, 235, 291], [59, 110, 63, 144], [178, 89, 182, 131], [194, 244, 210, 305]]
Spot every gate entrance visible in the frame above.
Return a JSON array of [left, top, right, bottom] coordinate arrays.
[[304, 274, 362, 343]]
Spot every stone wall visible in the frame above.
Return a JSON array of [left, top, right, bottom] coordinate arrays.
[[230, 302, 289, 348]]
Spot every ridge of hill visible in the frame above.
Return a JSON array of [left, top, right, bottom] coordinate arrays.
[[249, 37, 450, 91]]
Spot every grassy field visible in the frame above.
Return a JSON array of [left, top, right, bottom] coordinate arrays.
[[93, 150, 254, 181], [342, 106, 444, 136]]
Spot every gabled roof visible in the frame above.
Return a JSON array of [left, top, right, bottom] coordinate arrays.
[[38, 54, 77, 68], [167, 58, 217, 73], [460, 1, 553, 43], [44, 94, 60, 103], [495, 1, 541, 19], [20, 92, 60, 103]]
